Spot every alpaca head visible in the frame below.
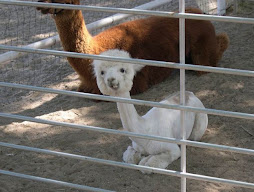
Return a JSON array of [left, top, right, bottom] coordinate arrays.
[[92, 49, 143, 96]]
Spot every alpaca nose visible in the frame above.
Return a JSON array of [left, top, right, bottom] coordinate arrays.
[[107, 78, 119, 89]]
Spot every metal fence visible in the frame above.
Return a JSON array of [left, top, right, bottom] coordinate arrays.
[[0, 0, 254, 191]]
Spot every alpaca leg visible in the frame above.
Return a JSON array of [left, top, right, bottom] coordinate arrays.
[[77, 81, 88, 92], [191, 37, 217, 75], [123, 146, 142, 164], [138, 145, 181, 174], [189, 112, 208, 141], [215, 33, 230, 64], [77, 80, 101, 94], [132, 140, 146, 154]]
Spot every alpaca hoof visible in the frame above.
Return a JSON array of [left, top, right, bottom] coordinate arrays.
[[36, 0, 79, 15], [138, 154, 170, 174], [138, 155, 154, 174], [123, 146, 142, 164]]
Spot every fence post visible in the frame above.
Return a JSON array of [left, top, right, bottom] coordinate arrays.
[[218, 0, 226, 15], [179, 0, 186, 192]]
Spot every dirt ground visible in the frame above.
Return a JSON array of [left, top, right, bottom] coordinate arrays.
[[0, 1, 253, 192]]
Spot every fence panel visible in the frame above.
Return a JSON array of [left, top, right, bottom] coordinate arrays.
[[0, 0, 253, 191]]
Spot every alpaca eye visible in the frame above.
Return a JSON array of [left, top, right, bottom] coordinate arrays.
[[101, 71, 104, 75], [120, 68, 125, 73]]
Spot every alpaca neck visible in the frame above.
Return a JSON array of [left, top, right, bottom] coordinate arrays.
[[54, 10, 95, 54], [116, 92, 143, 133], [116, 92, 148, 147]]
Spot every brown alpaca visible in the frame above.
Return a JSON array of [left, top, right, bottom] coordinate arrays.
[[37, 0, 229, 95]]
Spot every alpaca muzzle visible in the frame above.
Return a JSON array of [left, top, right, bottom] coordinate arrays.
[[107, 78, 119, 90]]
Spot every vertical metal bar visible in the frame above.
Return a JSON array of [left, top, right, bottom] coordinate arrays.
[[217, 0, 226, 16], [179, 0, 186, 192]]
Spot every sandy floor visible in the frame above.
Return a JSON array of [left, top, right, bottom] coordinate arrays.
[[0, 1, 254, 192]]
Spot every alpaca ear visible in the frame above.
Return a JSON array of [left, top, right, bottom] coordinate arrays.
[[133, 64, 144, 73]]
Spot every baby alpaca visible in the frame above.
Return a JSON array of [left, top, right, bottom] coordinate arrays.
[[93, 49, 208, 173]]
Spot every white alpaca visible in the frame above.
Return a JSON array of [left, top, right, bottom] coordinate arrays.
[[92, 49, 208, 173]]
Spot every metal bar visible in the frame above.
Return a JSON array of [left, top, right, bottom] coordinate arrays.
[[217, 0, 226, 15], [0, 112, 253, 156], [0, 0, 254, 24], [0, 36, 59, 65], [179, 0, 186, 191], [0, 82, 254, 120], [0, 169, 114, 192], [1, 45, 254, 77], [0, 142, 254, 189]]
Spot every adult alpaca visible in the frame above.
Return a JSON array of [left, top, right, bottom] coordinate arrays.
[[37, 0, 229, 94], [92, 49, 208, 172]]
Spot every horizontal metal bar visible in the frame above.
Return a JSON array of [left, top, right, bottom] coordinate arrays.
[[1, 45, 254, 77], [1, 142, 254, 189], [0, 82, 254, 121], [0, 169, 114, 192], [0, 37, 59, 65], [0, 0, 254, 24], [0, 112, 253, 156]]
